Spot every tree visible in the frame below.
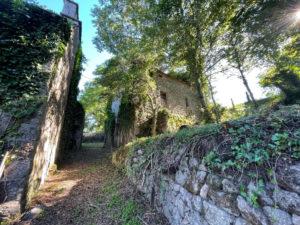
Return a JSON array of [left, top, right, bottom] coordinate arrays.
[[224, 31, 258, 107], [79, 82, 107, 132], [155, 0, 236, 122], [260, 36, 300, 104]]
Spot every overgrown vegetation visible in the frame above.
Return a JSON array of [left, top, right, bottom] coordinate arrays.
[[0, 0, 70, 117], [0, 0, 71, 155], [122, 105, 300, 207]]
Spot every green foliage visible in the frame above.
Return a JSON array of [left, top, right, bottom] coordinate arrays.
[[125, 106, 300, 208], [118, 95, 136, 131], [201, 106, 300, 175], [261, 36, 300, 104], [174, 124, 221, 143], [0, 0, 71, 118], [167, 111, 196, 131], [120, 199, 142, 225], [104, 100, 115, 135], [79, 82, 107, 132]]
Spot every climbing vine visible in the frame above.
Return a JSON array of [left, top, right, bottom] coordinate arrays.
[[0, 0, 71, 118], [0, 0, 71, 156], [117, 95, 136, 131]]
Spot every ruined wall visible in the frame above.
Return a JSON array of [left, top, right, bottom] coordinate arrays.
[[155, 71, 201, 120], [130, 157, 299, 225], [114, 106, 300, 225]]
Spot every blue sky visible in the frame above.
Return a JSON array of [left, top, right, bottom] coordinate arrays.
[[36, 0, 112, 90], [35, 0, 266, 107]]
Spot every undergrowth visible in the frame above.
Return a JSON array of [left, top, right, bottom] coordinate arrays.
[[122, 105, 300, 207]]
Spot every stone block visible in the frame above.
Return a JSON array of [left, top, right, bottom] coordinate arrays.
[[209, 191, 240, 216], [263, 206, 292, 225], [222, 179, 239, 194], [273, 188, 300, 215], [203, 201, 235, 225], [237, 195, 268, 225]]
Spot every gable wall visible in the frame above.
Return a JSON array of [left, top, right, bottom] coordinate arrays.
[[155, 73, 201, 120]]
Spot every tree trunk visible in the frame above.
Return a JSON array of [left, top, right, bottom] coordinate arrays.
[[238, 68, 258, 108], [208, 78, 220, 123], [151, 108, 157, 137]]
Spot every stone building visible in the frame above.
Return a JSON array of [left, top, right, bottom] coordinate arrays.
[[107, 70, 201, 148], [155, 70, 200, 120]]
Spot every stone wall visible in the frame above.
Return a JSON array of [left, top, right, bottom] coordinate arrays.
[[128, 155, 299, 225], [155, 71, 201, 120], [26, 22, 80, 200], [120, 107, 300, 225], [0, 4, 82, 217]]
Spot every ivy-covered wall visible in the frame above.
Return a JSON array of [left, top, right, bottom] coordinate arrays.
[[0, 0, 83, 217]]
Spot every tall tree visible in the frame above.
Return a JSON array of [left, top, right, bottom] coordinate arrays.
[[155, 0, 237, 122]]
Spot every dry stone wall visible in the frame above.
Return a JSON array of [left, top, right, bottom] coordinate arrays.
[[129, 155, 300, 225]]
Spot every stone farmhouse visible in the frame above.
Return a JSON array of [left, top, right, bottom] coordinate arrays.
[[107, 70, 201, 148], [155, 70, 201, 120]]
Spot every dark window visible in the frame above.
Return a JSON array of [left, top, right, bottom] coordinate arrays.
[[185, 98, 189, 107], [160, 91, 167, 107]]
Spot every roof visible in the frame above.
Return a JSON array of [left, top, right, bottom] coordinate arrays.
[[156, 70, 190, 87]]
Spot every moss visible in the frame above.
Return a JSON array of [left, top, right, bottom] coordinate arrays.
[[119, 105, 300, 187]]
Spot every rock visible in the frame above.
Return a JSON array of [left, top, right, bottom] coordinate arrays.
[[173, 183, 181, 192], [0, 109, 11, 137], [137, 149, 143, 155], [192, 195, 203, 212], [182, 210, 208, 225], [247, 182, 257, 199], [237, 195, 268, 225], [185, 170, 206, 194], [199, 164, 207, 172], [222, 179, 239, 194], [259, 186, 274, 206], [189, 158, 199, 169], [195, 170, 207, 184], [21, 206, 46, 221], [263, 206, 292, 225], [273, 188, 300, 215], [235, 217, 251, 225], [292, 214, 300, 225], [209, 191, 240, 216], [277, 163, 300, 194], [200, 184, 210, 200], [203, 201, 235, 225], [175, 166, 190, 186], [207, 174, 222, 190]]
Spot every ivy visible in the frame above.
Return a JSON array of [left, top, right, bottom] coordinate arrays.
[[117, 95, 136, 131], [0, 0, 71, 118]]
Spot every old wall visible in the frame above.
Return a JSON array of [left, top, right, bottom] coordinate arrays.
[[155, 71, 201, 120], [0, 1, 83, 218], [115, 106, 300, 225], [26, 22, 80, 200], [130, 157, 299, 225]]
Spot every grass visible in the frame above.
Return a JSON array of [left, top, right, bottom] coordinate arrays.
[[82, 142, 104, 148]]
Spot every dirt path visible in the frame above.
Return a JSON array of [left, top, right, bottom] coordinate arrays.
[[15, 146, 169, 225]]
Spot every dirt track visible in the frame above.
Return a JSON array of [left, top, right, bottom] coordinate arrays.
[[14, 146, 168, 225]]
